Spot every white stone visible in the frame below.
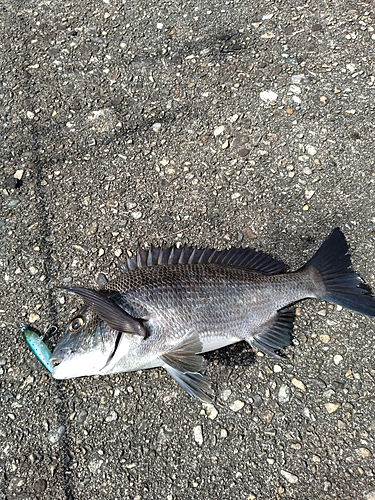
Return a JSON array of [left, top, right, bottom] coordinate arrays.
[[289, 84, 301, 94], [152, 122, 162, 132], [333, 354, 343, 365], [202, 403, 218, 420], [229, 400, 245, 412], [278, 384, 291, 403], [260, 90, 278, 102], [214, 125, 225, 136], [280, 470, 298, 484], [193, 425, 203, 446], [291, 74, 305, 84]]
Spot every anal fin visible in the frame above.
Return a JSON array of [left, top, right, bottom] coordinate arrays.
[[249, 307, 295, 359], [161, 332, 214, 403]]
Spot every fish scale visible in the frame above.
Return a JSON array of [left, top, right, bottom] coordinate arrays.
[[104, 265, 303, 342], [51, 229, 375, 402]]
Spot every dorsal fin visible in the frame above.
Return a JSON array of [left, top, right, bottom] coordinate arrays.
[[120, 244, 286, 275]]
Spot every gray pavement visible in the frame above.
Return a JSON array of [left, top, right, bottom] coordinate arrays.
[[1, 0, 375, 498]]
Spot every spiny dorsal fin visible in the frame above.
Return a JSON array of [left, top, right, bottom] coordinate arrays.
[[120, 244, 286, 275], [61, 287, 146, 337]]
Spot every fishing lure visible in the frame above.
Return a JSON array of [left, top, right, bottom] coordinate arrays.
[[20, 324, 53, 373]]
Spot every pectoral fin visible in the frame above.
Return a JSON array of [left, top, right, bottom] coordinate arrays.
[[161, 332, 214, 403], [61, 286, 146, 337]]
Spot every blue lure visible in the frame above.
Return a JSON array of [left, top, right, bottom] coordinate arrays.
[[20, 324, 53, 373]]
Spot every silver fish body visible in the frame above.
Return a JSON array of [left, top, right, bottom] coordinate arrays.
[[51, 229, 375, 402]]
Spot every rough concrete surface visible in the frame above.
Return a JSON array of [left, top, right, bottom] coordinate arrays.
[[1, 0, 375, 498]]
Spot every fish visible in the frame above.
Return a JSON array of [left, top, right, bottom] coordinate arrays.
[[21, 324, 53, 373], [50, 228, 375, 402]]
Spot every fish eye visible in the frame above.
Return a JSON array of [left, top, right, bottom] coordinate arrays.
[[69, 317, 84, 332]]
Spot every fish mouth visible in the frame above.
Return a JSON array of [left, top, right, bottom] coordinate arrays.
[[49, 348, 74, 368], [49, 356, 63, 365]]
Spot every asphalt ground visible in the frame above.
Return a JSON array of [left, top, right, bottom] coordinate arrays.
[[1, 0, 375, 499]]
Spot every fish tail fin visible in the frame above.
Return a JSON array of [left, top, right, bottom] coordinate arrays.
[[302, 228, 375, 317]]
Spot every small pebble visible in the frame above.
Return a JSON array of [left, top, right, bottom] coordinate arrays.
[[202, 403, 218, 420], [152, 122, 162, 132], [324, 403, 340, 414], [29, 266, 38, 276], [291, 74, 305, 84], [278, 385, 291, 403], [132, 211, 142, 220], [323, 389, 336, 399], [193, 425, 203, 446], [220, 428, 228, 438], [105, 411, 118, 422], [214, 125, 225, 137], [292, 378, 306, 392], [238, 148, 250, 157], [5, 177, 19, 189], [260, 90, 278, 102], [305, 190, 315, 200], [220, 389, 232, 401], [289, 85, 301, 94], [306, 145, 317, 155], [14, 169, 24, 180], [303, 407, 316, 421], [273, 364, 282, 373], [229, 400, 245, 412], [88, 459, 103, 474], [280, 470, 298, 484], [311, 23, 323, 32], [34, 478, 47, 494], [356, 448, 372, 458], [320, 334, 330, 343], [333, 354, 343, 365], [7, 199, 21, 208], [77, 411, 88, 424], [28, 313, 40, 323], [48, 425, 66, 444]]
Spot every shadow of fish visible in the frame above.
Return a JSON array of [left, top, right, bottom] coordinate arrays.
[[50, 228, 375, 402]]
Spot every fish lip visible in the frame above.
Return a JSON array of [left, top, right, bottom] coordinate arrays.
[[49, 348, 74, 366], [49, 356, 62, 365]]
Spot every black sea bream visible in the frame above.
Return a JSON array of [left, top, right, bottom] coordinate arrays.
[[51, 228, 375, 402]]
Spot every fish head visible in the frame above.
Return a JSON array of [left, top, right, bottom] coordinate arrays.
[[50, 305, 118, 379]]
